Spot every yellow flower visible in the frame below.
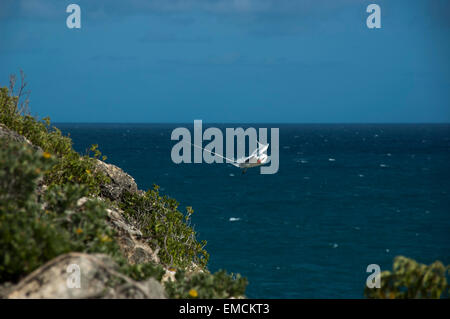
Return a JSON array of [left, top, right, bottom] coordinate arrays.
[[85, 169, 91, 175], [75, 228, 83, 235], [188, 289, 198, 298], [100, 235, 112, 243], [168, 267, 176, 272], [42, 152, 51, 159]]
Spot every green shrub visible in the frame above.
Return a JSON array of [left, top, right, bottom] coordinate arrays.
[[165, 269, 248, 299], [120, 262, 166, 282], [43, 184, 119, 256], [0, 141, 119, 282], [0, 141, 71, 282], [44, 144, 110, 195], [1, 86, 72, 157], [0, 84, 109, 196], [365, 256, 450, 299], [120, 187, 209, 269]]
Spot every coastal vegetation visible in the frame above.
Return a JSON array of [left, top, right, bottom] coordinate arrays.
[[364, 256, 449, 299], [0, 73, 246, 298], [120, 188, 209, 269]]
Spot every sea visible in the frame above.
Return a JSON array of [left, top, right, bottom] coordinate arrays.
[[55, 123, 450, 298]]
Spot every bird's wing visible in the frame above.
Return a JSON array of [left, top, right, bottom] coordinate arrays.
[[257, 142, 269, 156], [188, 141, 239, 166]]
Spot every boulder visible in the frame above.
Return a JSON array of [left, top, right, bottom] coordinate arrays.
[[5, 253, 166, 299]]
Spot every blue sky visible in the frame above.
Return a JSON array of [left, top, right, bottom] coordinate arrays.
[[0, 0, 449, 122]]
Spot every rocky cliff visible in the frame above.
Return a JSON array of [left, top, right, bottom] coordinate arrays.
[[0, 124, 175, 298], [0, 80, 247, 299]]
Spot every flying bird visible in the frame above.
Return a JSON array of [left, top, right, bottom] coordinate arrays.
[[234, 142, 269, 174], [188, 141, 270, 174]]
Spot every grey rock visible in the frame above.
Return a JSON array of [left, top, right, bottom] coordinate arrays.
[[0, 282, 14, 299], [0, 123, 42, 151], [95, 160, 138, 201], [6, 253, 166, 299], [73, 199, 160, 266], [106, 207, 160, 265]]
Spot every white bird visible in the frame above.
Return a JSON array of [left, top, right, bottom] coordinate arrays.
[[189, 141, 270, 174], [234, 142, 269, 173]]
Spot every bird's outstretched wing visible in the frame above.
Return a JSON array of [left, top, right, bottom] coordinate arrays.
[[256, 142, 269, 156], [187, 141, 240, 166]]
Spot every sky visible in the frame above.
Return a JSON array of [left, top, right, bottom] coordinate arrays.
[[0, 0, 449, 123]]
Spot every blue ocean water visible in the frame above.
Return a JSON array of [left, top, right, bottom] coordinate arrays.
[[56, 123, 450, 298]]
